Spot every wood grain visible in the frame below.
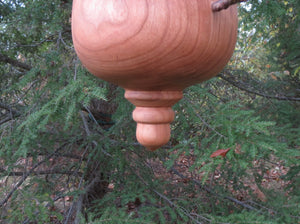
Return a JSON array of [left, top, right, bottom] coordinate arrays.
[[72, 0, 238, 150]]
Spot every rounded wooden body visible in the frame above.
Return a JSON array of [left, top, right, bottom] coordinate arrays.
[[72, 0, 238, 150]]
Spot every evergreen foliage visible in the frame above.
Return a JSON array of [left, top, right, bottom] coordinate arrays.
[[0, 1, 299, 223]]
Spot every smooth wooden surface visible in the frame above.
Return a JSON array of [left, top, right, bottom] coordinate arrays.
[[72, 0, 238, 91], [125, 90, 182, 150], [136, 123, 171, 151], [72, 0, 238, 150], [125, 90, 183, 107]]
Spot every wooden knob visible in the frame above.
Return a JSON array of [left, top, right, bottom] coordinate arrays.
[[133, 107, 174, 151], [125, 90, 182, 150]]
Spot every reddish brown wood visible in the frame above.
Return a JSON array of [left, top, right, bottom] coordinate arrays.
[[125, 90, 183, 150], [72, 0, 238, 150]]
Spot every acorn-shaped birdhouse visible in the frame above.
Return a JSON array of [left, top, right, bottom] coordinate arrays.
[[72, 0, 238, 150]]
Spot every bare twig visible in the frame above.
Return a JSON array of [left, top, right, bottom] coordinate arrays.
[[212, 0, 248, 12], [170, 166, 258, 211], [0, 143, 68, 207], [25, 151, 84, 160], [0, 53, 32, 71], [65, 112, 114, 222], [0, 116, 16, 125], [132, 168, 206, 224], [183, 98, 227, 139], [0, 167, 82, 176], [218, 73, 300, 101], [74, 176, 103, 224], [64, 145, 91, 224], [13, 32, 62, 49], [152, 189, 207, 224], [12, 79, 39, 106], [0, 102, 20, 115], [0, 101, 21, 125], [79, 111, 112, 157], [82, 105, 103, 132]]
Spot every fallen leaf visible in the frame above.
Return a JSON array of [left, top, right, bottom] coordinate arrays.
[[210, 148, 231, 158], [271, 74, 277, 80]]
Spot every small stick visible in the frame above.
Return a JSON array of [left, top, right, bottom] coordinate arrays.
[[212, 0, 248, 12]]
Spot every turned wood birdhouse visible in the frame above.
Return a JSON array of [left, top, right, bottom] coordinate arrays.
[[72, 0, 238, 150]]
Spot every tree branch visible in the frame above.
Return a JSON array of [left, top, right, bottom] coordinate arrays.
[[170, 166, 258, 211], [183, 98, 227, 139], [218, 73, 300, 101], [0, 115, 18, 125], [131, 168, 206, 224], [0, 143, 67, 207], [25, 151, 84, 161], [79, 111, 113, 158], [0, 101, 21, 125], [0, 167, 82, 176], [0, 53, 32, 71], [0, 101, 20, 115], [212, 0, 248, 12]]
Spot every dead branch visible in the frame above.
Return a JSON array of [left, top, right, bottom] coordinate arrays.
[[0, 102, 20, 116], [212, 0, 248, 12], [79, 111, 113, 157], [0, 111, 20, 126], [0, 101, 21, 125], [0, 114, 21, 125], [0, 167, 82, 177], [74, 176, 106, 224], [0, 143, 67, 207], [24, 151, 84, 160], [218, 72, 300, 101], [0, 116, 14, 126], [131, 168, 206, 224], [182, 98, 227, 139], [0, 53, 32, 71], [170, 166, 258, 211], [64, 145, 91, 224]]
